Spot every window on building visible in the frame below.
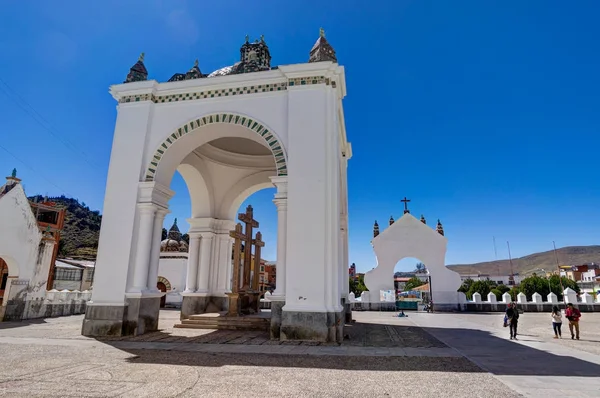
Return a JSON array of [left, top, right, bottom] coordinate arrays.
[[54, 268, 83, 281], [497, 281, 503, 284], [85, 270, 95, 282], [260, 265, 265, 272]]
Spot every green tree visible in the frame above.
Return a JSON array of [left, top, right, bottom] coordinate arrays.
[[458, 278, 475, 295], [496, 284, 510, 294], [509, 286, 520, 301], [548, 274, 580, 300], [519, 275, 551, 301], [466, 279, 497, 300], [490, 288, 503, 301], [405, 276, 426, 291], [349, 275, 368, 296]]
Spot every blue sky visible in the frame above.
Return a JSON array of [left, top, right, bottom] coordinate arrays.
[[1, 1, 599, 273]]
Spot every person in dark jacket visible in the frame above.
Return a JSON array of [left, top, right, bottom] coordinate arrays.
[[505, 302, 520, 340]]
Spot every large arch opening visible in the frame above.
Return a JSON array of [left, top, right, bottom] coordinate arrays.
[[151, 118, 284, 320], [0, 256, 18, 307], [393, 257, 431, 308]]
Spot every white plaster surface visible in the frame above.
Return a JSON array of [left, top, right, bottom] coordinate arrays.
[[364, 214, 462, 306], [89, 60, 351, 328]]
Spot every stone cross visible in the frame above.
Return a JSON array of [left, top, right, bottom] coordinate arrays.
[[238, 205, 259, 290], [252, 231, 265, 290], [229, 223, 245, 293], [401, 197, 411, 214]]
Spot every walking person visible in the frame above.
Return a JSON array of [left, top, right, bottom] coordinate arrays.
[[505, 302, 519, 340], [565, 303, 581, 340], [551, 306, 562, 339]]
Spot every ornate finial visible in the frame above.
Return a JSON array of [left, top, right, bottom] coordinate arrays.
[[373, 220, 380, 238], [194, 59, 198, 67], [260, 34, 265, 42], [436, 219, 444, 236], [245, 34, 249, 43], [319, 27, 325, 38], [420, 215, 426, 224], [174, 218, 178, 225], [389, 216, 394, 226], [11, 168, 16, 178], [45, 225, 51, 232], [139, 52, 145, 62]]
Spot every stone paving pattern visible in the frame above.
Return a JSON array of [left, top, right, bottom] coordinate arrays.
[[1, 310, 600, 397], [96, 310, 446, 348]]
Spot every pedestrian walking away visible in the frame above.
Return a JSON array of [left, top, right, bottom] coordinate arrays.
[[551, 305, 562, 339], [505, 302, 520, 340], [565, 303, 581, 340]]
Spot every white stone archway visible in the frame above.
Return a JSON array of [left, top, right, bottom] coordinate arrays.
[[363, 213, 462, 310], [83, 35, 352, 342]]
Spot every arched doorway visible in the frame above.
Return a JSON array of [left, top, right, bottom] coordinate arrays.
[[157, 282, 167, 308], [0, 257, 9, 306]]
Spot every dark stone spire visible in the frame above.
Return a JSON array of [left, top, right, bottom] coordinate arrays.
[[185, 59, 203, 79], [309, 28, 337, 63], [124, 53, 148, 83], [373, 221, 380, 238], [235, 34, 272, 74], [168, 218, 182, 241], [389, 216, 394, 226], [436, 219, 444, 236], [420, 215, 427, 224]]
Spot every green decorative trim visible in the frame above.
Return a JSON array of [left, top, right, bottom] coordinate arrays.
[[157, 276, 172, 291], [119, 76, 335, 104], [145, 113, 288, 181]]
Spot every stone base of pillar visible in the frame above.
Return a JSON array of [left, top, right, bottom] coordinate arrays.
[[269, 301, 284, 339], [342, 299, 353, 323], [125, 295, 161, 335], [280, 309, 344, 343], [82, 304, 128, 337], [180, 295, 228, 319]]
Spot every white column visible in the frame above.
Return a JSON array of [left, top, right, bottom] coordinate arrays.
[[196, 232, 214, 293], [131, 203, 157, 292], [146, 208, 168, 292], [184, 233, 201, 292], [270, 176, 288, 301]]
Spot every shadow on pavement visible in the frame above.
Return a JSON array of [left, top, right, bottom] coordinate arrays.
[[0, 317, 48, 330], [94, 321, 600, 377]]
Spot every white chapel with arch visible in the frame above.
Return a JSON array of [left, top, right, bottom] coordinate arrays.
[[82, 30, 352, 342], [361, 203, 463, 310]]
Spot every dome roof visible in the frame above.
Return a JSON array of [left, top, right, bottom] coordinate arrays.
[[160, 218, 188, 252]]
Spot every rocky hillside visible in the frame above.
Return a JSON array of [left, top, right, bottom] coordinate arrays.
[[447, 246, 600, 275], [29, 195, 101, 259]]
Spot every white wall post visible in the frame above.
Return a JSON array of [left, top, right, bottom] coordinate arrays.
[[270, 176, 288, 301], [184, 233, 201, 292], [131, 204, 157, 292], [196, 232, 214, 293], [147, 208, 168, 292]]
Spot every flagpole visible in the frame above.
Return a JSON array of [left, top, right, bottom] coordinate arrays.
[[553, 241, 565, 304]]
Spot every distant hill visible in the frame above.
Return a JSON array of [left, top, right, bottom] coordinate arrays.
[[447, 245, 600, 276], [29, 195, 101, 259]]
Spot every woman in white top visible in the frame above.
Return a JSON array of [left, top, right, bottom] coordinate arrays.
[[551, 305, 562, 339]]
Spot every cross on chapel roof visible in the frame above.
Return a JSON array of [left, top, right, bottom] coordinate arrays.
[[401, 197, 411, 214]]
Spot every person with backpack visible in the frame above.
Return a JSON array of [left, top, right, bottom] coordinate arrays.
[[551, 306, 562, 339], [505, 302, 519, 340], [565, 303, 581, 340]]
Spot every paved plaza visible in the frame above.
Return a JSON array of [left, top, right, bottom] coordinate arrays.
[[0, 310, 599, 397]]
